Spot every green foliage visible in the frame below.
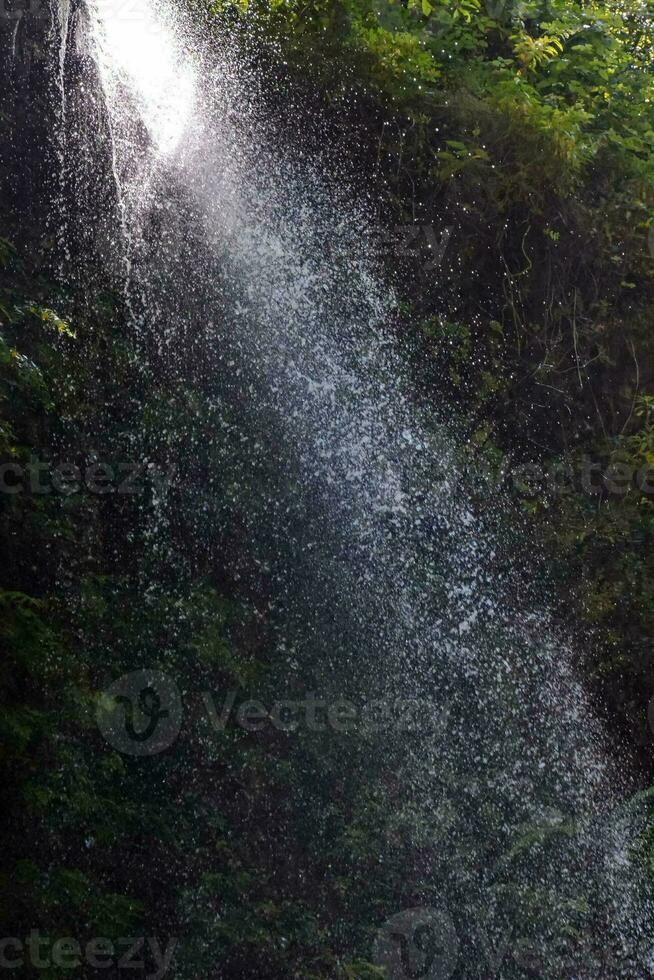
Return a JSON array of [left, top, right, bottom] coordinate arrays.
[[4, 0, 654, 972]]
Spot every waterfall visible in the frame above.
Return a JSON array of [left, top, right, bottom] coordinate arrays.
[[60, 0, 654, 973]]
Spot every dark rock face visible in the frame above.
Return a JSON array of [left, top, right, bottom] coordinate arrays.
[[0, 0, 120, 289], [0, 1, 58, 252]]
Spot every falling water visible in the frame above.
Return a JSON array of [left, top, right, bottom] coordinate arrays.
[[56, 0, 654, 973]]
